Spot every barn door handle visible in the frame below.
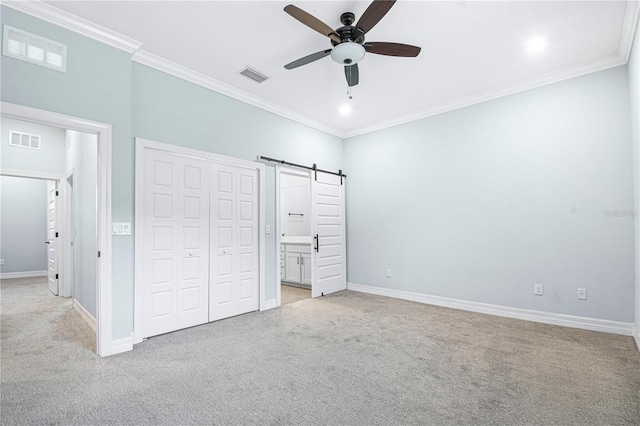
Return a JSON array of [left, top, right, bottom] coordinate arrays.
[[314, 234, 319, 252]]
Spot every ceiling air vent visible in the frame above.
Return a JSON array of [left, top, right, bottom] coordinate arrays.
[[239, 66, 269, 83], [3, 25, 67, 72]]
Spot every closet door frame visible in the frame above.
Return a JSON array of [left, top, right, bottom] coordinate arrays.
[[134, 137, 266, 345]]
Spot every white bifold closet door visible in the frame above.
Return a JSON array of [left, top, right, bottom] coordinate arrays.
[[210, 163, 259, 321], [311, 171, 346, 297], [142, 149, 210, 338]]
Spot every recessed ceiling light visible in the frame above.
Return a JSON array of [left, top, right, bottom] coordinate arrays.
[[339, 105, 351, 115], [526, 36, 547, 53]]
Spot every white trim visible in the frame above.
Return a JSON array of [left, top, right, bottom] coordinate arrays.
[[73, 299, 97, 333], [343, 54, 626, 138], [273, 165, 313, 308], [1, 102, 113, 357], [0, 270, 46, 279], [134, 139, 144, 345], [111, 333, 134, 355], [347, 282, 635, 336], [619, 0, 640, 62], [258, 159, 268, 312], [634, 325, 640, 353], [131, 50, 342, 138], [62, 169, 75, 298], [261, 299, 277, 311], [1, 0, 142, 54], [0, 169, 62, 181], [275, 167, 282, 308], [134, 137, 268, 343], [4, 0, 638, 139]]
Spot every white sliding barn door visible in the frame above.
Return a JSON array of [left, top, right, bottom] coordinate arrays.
[[142, 149, 210, 338], [311, 172, 346, 297], [210, 163, 259, 321], [47, 181, 58, 296]]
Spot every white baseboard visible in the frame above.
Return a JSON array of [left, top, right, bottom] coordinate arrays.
[[634, 325, 640, 352], [261, 298, 277, 311], [111, 333, 134, 356], [72, 299, 97, 333], [347, 282, 635, 337], [0, 270, 47, 279]]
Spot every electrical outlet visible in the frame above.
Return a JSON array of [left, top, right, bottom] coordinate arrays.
[[534, 283, 543, 296], [578, 288, 587, 300], [0, 259, 4, 266], [386, 269, 392, 278], [111, 222, 132, 236]]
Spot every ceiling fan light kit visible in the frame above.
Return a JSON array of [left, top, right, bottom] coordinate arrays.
[[283, 0, 421, 89], [331, 42, 365, 65]]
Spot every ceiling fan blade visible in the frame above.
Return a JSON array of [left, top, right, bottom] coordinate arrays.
[[356, 0, 396, 35], [284, 5, 341, 43], [285, 49, 332, 70], [344, 64, 359, 87], [364, 42, 421, 57]]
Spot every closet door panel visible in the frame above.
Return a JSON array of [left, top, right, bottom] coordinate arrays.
[[210, 163, 259, 321], [142, 149, 210, 338]]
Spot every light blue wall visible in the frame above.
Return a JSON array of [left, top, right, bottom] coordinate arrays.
[[132, 63, 344, 301], [0, 176, 47, 274], [1, 117, 66, 175], [1, 6, 343, 339], [66, 130, 98, 317], [1, 6, 133, 339], [628, 15, 640, 335], [345, 66, 634, 322], [2, 4, 636, 337]]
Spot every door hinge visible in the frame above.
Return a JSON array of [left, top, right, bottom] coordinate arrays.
[[55, 232, 59, 238], [98, 251, 101, 258], [55, 190, 59, 196], [55, 273, 59, 280]]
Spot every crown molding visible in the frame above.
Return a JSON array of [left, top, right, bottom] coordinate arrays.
[[132, 50, 345, 138], [3, 0, 637, 141], [1, 0, 142, 53], [343, 53, 626, 139], [619, 0, 640, 62]]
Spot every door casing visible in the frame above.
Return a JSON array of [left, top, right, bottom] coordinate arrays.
[[0, 102, 113, 356]]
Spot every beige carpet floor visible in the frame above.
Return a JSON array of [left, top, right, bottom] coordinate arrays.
[[281, 283, 311, 305], [2, 277, 640, 425]]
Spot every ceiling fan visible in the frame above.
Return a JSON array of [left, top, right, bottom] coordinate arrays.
[[283, 0, 421, 87]]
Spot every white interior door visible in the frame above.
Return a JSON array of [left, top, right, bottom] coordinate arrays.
[[47, 180, 58, 296], [210, 163, 259, 321], [142, 149, 210, 338], [311, 172, 346, 297]]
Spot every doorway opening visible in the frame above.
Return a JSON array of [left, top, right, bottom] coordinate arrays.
[[0, 103, 112, 356], [274, 163, 347, 307], [278, 169, 312, 305]]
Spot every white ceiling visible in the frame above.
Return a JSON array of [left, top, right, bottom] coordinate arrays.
[[31, 1, 640, 137]]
